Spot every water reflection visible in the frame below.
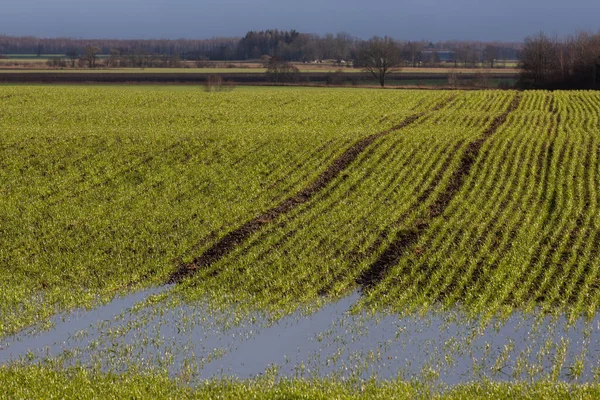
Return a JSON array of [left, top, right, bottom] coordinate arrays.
[[2, 288, 599, 384]]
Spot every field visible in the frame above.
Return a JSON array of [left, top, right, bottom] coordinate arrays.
[[0, 55, 519, 89], [0, 54, 520, 73], [1, 85, 600, 397], [0, 66, 520, 74]]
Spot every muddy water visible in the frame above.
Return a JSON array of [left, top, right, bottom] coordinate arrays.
[[2, 288, 600, 385]]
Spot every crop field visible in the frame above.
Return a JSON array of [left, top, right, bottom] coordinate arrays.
[[1, 86, 600, 397]]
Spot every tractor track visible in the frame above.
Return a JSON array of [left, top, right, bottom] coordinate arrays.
[[357, 93, 522, 290], [166, 98, 458, 285]]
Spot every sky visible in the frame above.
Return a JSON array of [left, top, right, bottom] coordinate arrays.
[[1, 0, 599, 42]]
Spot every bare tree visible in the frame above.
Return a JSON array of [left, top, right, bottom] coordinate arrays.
[[105, 48, 121, 68], [448, 69, 459, 88], [455, 42, 478, 67], [265, 56, 299, 83], [404, 41, 423, 68], [483, 44, 498, 68], [65, 48, 79, 67], [333, 32, 354, 63], [595, 55, 600, 89], [46, 57, 66, 68], [81, 46, 101, 68], [203, 75, 235, 92], [357, 36, 401, 87], [568, 32, 600, 84], [519, 32, 559, 86], [518, 31, 600, 88]]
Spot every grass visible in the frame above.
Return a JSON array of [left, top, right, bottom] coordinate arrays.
[[0, 83, 344, 92], [0, 59, 49, 64], [2, 86, 599, 324], [183, 91, 516, 315], [365, 91, 600, 321], [3, 54, 67, 58], [0, 67, 271, 73], [3, 366, 600, 399]]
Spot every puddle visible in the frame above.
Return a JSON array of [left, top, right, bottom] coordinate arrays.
[[2, 288, 600, 385], [0, 286, 170, 363]]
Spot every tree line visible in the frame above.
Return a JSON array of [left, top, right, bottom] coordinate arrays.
[[0, 31, 520, 66], [520, 32, 600, 89], [4, 29, 598, 90]]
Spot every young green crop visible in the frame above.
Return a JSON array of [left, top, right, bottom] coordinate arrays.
[[3, 86, 600, 397], [182, 91, 517, 315], [367, 91, 600, 319], [0, 86, 440, 336], [4, 365, 600, 399], [3, 88, 600, 335]]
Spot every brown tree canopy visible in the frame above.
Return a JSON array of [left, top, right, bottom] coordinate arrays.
[[0, 33, 522, 67], [265, 56, 299, 83], [520, 32, 558, 86]]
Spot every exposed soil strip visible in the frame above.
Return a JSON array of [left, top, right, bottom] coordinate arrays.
[[234, 136, 432, 279], [166, 109, 441, 285], [313, 140, 466, 297], [357, 93, 522, 290]]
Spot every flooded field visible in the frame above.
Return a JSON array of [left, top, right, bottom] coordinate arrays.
[[3, 87, 600, 397], [3, 286, 600, 386]]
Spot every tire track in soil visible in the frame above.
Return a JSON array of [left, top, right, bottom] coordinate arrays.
[[166, 100, 456, 285], [227, 133, 441, 287], [357, 93, 522, 290], [232, 135, 415, 267], [315, 139, 465, 296]]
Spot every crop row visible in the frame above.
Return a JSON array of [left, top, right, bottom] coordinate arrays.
[[185, 90, 518, 313], [369, 91, 600, 319], [2, 87, 600, 335]]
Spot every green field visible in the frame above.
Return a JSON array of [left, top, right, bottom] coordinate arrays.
[[4, 366, 600, 399], [1, 86, 600, 396], [4, 85, 432, 334], [4, 54, 67, 58], [0, 55, 67, 64]]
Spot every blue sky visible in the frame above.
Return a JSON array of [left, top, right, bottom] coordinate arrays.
[[1, 0, 599, 41]]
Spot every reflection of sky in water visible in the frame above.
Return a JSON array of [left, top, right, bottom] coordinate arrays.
[[2, 287, 600, 385]]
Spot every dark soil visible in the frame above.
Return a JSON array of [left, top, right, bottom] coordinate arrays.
[[166, 113, 427, 284]]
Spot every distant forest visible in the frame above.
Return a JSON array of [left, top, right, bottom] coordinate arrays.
[[0, 30, 521, 66], [2, 30, 599, 89]]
